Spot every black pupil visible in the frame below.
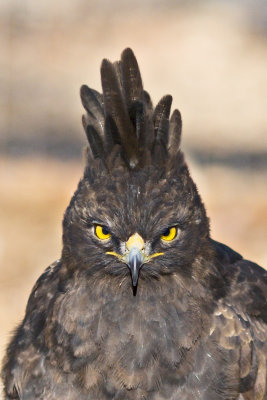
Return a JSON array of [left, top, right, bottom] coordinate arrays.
[[102, 226, 110, 235], [163, 228, 171, 236]]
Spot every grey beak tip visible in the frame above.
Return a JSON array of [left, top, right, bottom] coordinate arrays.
[[132, 277, 138, 287], [126, 247, 144, 293]]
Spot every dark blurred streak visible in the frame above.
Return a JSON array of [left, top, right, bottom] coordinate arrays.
[[2, 135, 267, 171], [0, 135, 84, 160], [190, 150, 267, 170]]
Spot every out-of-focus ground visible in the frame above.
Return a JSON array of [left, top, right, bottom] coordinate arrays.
[[0, 0, 267, 396]]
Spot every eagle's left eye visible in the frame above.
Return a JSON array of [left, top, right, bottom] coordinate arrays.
[[161, 226, 177, 241], [95, 225, 111, 240]]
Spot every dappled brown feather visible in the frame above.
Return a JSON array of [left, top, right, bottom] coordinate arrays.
[[134, 102, 151, 166], [82, 113, 103, 139], [101, 59, 138, 163], [113, 61, 123, 92], [80, 86, 105, 141], [104, 115, 121, 153], [80, 86, 104, 131], [85, 125, 105, 162], [153, 95, 172, 131], [143, 90, 153, 112], [80, 85, 103, 117], [168, 109, 182, 156], [153, 95, 172, 147], [152, 142, 168, 167], [142, 90, 155, 149], [133, 101, 145, 141], [106, 144, 125, 171], [120, 48, 144, 110]]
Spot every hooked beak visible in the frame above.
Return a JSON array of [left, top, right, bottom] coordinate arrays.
[[125, 233, 145, 294], [106, 232, 164, 295], [126, 247, 145, 291]]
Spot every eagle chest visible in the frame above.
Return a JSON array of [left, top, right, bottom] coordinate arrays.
[[48, 280, 204, 395]]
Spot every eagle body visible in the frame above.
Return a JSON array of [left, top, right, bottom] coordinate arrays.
[[2, 49, 267, 399]]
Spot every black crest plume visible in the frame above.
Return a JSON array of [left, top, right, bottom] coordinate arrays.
[[80, 48, 184, 174]]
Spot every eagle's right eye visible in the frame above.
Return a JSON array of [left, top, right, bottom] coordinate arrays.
[[95, 225, 111, 240]]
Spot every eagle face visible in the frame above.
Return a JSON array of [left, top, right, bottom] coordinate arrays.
[[62, 165, 209, 294]]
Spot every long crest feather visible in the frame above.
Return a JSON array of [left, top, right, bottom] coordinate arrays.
[[153, 95, 173, 146], [101, 59, 138, 164], [80, 85, 105, 135], [80, 48, 184, 176], [85, 125, 105, 162], [169, 109, 182, 155], [120, 48, 144, 111]]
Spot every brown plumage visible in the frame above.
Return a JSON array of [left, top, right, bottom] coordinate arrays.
[[2, 48, 267, 400]]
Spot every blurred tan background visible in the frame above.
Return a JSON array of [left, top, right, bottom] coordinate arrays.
[[0, 0, 267, 395]]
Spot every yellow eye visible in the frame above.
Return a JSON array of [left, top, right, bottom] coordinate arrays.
[[95, 225, 111, 240], [161, 226, 177, 241]]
